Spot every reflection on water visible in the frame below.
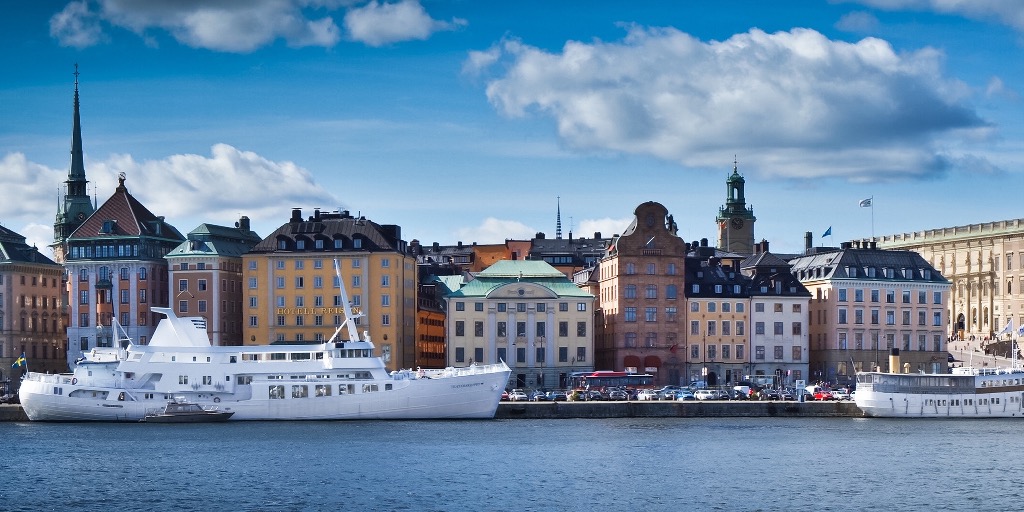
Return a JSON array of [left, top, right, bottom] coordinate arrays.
[[3, 418, 1023, 511]]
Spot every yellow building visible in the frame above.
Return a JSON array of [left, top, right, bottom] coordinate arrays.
[[242, 209, 416, 371]]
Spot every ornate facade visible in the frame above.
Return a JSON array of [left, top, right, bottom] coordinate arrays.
[[875, 219, 1024, 342]]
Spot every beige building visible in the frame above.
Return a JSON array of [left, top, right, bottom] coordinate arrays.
[[789, 242, 949, 386], [876, 219, 1024, 342], [445, 260, 594, 390]]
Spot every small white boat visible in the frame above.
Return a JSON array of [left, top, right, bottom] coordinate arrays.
[[142, 399, 234, 423]]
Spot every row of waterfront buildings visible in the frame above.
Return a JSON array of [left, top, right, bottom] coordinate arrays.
[[4, 75, 1024, 390]]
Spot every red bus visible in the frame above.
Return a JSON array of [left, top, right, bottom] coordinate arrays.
[[569, 371, 655, 391]]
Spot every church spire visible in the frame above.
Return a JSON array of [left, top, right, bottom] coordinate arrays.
[[555, 196, 562, 239], [69, 63, 86, 184]]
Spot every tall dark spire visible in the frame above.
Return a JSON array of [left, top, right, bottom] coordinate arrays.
[[68, 63, 86, 187], [555, 196, 562, 239], [53, 64, 95, 261]]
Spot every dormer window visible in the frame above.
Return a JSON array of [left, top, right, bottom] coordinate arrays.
[[100, 220, 117, 234]]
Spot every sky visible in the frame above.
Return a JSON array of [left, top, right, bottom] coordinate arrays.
[[2, 0, 1023, 256]]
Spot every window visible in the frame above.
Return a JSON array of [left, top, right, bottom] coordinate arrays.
[[838, 309, 847, 324], [645, 285, 657, 299], [498, 303, 507, 313], [755, 322, 765, 335], [902, 311, 911, 325], [792, 346, 802, 361], [722, 321, 731, 336], [198, 300, 207, 313], [754, 303, 764, 313], [755, 346, 765, 360], [577, 322, 586, 337], [536, 322, 546, 337], [625, 307, 637, 322], [517, 347, 526, 363], [870, 289, 879, 302], [455, 321, 465, 337], [313, 276, 323, 289], [666, 306, 677, 322], [475, 302, 484, 312], [558, 321, 568, 337], [933, 311, 942, 326], [475, 321, 484, 337], [707, 302, 717, 313], [838, 289, 847, 302], [497, 322, 507, 337], [381, 275, 390, 287], [517, 322, 527, 337], [707, 321, 716, 336], [625, 285, 637, 299], [791, 322, 801, 335], [774, 346, 784, 360], [666, 285, 677, 300], [179, 300, 188, 313], [178, 279, 188, 292], [455, 302, 465, 311], [902, 290, 911, 304], [774, 303, 783, 313], [577, 303, 587, 312], [690, 302, 699, 312], [381, 295, 390, 307], [455, 347, 465, 363], [576, 347, 586, 362], [690, 320, 699, 335], [645, 307, 657, 322], [886, 311, 895, 325], [198, 279, 207, 292], [773, 322, 783, 335], [933, 291, 942, 305], [516, 303, 526, 313], [736, 321, 744, 335]]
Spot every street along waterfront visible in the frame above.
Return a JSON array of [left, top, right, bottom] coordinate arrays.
[[3, 417, 1022, 511]]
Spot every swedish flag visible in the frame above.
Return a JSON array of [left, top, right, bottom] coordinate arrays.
[[12, 353, 25, 368]]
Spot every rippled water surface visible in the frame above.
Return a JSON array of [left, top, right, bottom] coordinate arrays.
[[2, 417, 1021, 511]]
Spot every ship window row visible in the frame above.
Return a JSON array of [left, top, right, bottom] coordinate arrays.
[[238, 351, 335, 361], [927, 397, 1005, 407], [980, 379, 1023, 388], [244, 371, 373, 383], [268, 382, 393, 399]]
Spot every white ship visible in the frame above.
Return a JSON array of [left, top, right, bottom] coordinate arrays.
[[854, 349, 1024, 418], [19, 262, 510, 421]]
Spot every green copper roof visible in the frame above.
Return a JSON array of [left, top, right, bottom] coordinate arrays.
[[449, 260, 593, 298]]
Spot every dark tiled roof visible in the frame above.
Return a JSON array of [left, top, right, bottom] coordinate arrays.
[[69, 180, 184, 242], [0, 226, 57, 265], [788, 248, 948, 284], [250, 210, 403, 254]]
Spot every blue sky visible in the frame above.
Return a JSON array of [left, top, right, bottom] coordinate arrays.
[[2, 1, 1022, 255]]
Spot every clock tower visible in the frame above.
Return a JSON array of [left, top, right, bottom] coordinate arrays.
[[52, 66, 95, 263], [715, 159, 756, 254]]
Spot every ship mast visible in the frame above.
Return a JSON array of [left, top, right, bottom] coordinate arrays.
[[327, 259, 366, 344]]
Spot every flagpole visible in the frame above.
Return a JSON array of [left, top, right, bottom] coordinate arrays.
[[870, 196, 875, 240]]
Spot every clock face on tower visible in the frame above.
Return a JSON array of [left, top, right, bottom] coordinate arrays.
[[76, 212, 86, 221], [731, 217, 744, 229]]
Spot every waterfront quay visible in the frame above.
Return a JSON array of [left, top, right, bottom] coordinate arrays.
[[1, 401, 861, 422], [497, 400, 861, 419]]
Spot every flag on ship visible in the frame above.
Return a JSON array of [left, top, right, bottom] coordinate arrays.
[[11, 353, 25, 368], [858, 198, 872, 207]]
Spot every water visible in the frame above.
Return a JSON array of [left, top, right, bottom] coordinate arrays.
[[2, 417, 1021, 511]]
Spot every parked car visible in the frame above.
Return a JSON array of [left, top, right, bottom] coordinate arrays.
[[529, 390, 549, 401], [501, 390, 509, 401], [813, 390, 835, 401], [675, 390, 696, 401], [637, 389, 660, 401], [585, 390, 605, 401], [606, 388, 628, 401], [509, 389, 529, 401], [830, 389, 851, 401], [694, 389, 718, 400], [758, 389, 781, 401], [546, 390, 568, 401]]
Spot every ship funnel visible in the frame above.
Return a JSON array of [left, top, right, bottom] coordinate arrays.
[[889, 348, 901, 374]]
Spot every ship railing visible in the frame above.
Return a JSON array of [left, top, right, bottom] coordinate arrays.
[[22, 373, 75, 384], [416, 362, 510, 379]]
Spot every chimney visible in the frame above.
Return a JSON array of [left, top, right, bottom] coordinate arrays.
[[804, 231, 812, 251], [291, 208, 302, 223], [313, 208, 321, 221], [761, 239, 770, 253], [238, 216, 250, 231], [889, 348, 901, 374], [594, 232, 601, 239]]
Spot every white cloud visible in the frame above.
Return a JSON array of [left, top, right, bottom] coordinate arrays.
[[844, 0, 1024, 32], [49, 0, 106, 48], [0, 145, 338, 251], [50, 0, 342, 52], [454, 218, 536, 244], [578, 216, 632, 239], [344, 0, 466, 47], [0, 153, 64, 224], [835, 11, 881, 33], [472, 27, 989, 181]]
